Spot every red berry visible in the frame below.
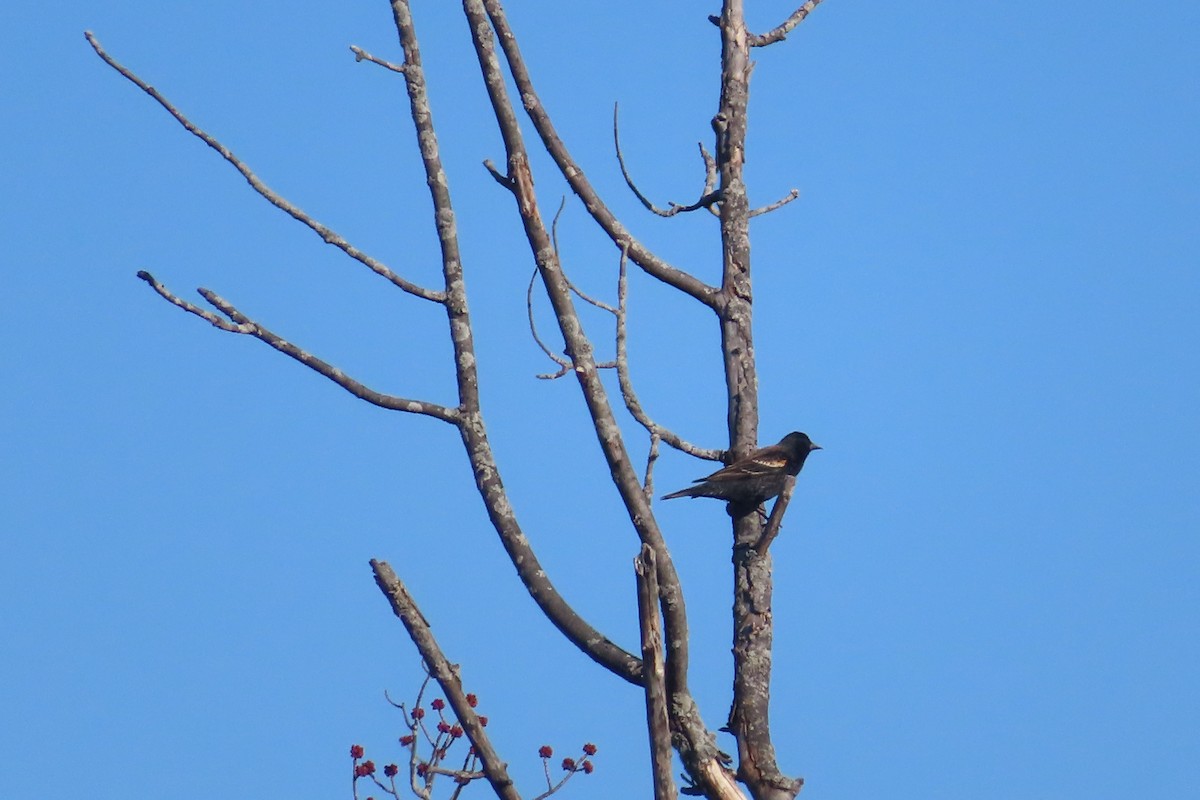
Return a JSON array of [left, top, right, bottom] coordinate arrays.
[[478, 716, 489, 727], [582, 743, 597, 756], [400, 734, 415, 746], [416, 763, 428, 777], [384, 763, 399, 777], [450, 725, 463, 738], [431, 698, 445, 711], [538, 745, 553, 759], [466, 693, 478, 707], [561, 757, 576, 771], [582, 760, 594, 774], [437, 721, 451, 733], [412, 707, 425, 720], [350, 744, 365, 759]]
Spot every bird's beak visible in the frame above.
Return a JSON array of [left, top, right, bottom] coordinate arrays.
[[810, 442, 822, 451]]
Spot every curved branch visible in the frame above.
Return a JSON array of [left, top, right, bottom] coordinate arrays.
[[527, 265, 573, 379], [614, 250, 724, 463], [552, 198, 618, 315], [136, 271, 460, 422], [613, 104, 722, 218], [85, 31, 444, 303], [474, 8, 720, 308], [748, 0, 827, 47]]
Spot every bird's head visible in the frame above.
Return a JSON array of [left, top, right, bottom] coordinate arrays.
[[780, 431, 822, 456]]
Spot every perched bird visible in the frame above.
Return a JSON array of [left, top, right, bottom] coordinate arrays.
[[661, 431, 821, 508]]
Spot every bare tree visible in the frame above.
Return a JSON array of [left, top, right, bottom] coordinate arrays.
[[88, 2, 827, 799]]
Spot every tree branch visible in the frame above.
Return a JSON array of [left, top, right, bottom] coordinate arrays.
[[698, 143, 721, 218], [85, 31, 444, 303], [370, 560, 521, 800], [466, 3, 735, 795], [748, 189, 799, 218], [136, 271, 460, 422], [465, 0, 688, 680], [387, 0, 644, 686], [635, 546, 679, 800], [753, 476, 795, 554], [748, 1, 827, 47], [642, 433, 660, 501], [349, 44, 407, 73]]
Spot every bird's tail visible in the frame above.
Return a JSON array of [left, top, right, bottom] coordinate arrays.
[[660, 486, 701, 501]]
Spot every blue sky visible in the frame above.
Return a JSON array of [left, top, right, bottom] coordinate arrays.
[[3, 1, 1198, 798]]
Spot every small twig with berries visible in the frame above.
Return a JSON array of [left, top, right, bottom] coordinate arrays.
[[352, 662, 598, 799], [350, 687, 488, 800], [531, 744, 599, 800]]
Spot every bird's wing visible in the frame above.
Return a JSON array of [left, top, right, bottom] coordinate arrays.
[[695, 445, 788, 483]]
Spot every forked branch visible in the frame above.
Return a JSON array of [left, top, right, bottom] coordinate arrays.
[[136, 270, 460, 422], [96, 17, 642, 687], [385, 0, 644, 686]]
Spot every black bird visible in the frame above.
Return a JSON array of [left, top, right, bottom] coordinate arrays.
[[661, 431, 821, 507]]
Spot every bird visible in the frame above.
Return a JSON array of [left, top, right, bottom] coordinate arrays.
[[661, 431, 821, 508]]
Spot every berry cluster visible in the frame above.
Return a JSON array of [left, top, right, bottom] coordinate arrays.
[[350, 681, 596, 799]]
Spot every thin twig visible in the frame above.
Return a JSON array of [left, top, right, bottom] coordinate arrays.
[[552, 198, 617, 314], [527, 265, 574, 379], [349, 44, 406, 73], [85, 31, 444, 303], [749, 0, 827, 47], [529, 206, 615, 378], [749, 188, 800, 217], [614, 105, 721, 218], [614, 248, 723, 462], [135, 271, 460, 422]]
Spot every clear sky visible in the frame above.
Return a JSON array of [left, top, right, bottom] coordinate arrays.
[[3, 2, 1198, 798]]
